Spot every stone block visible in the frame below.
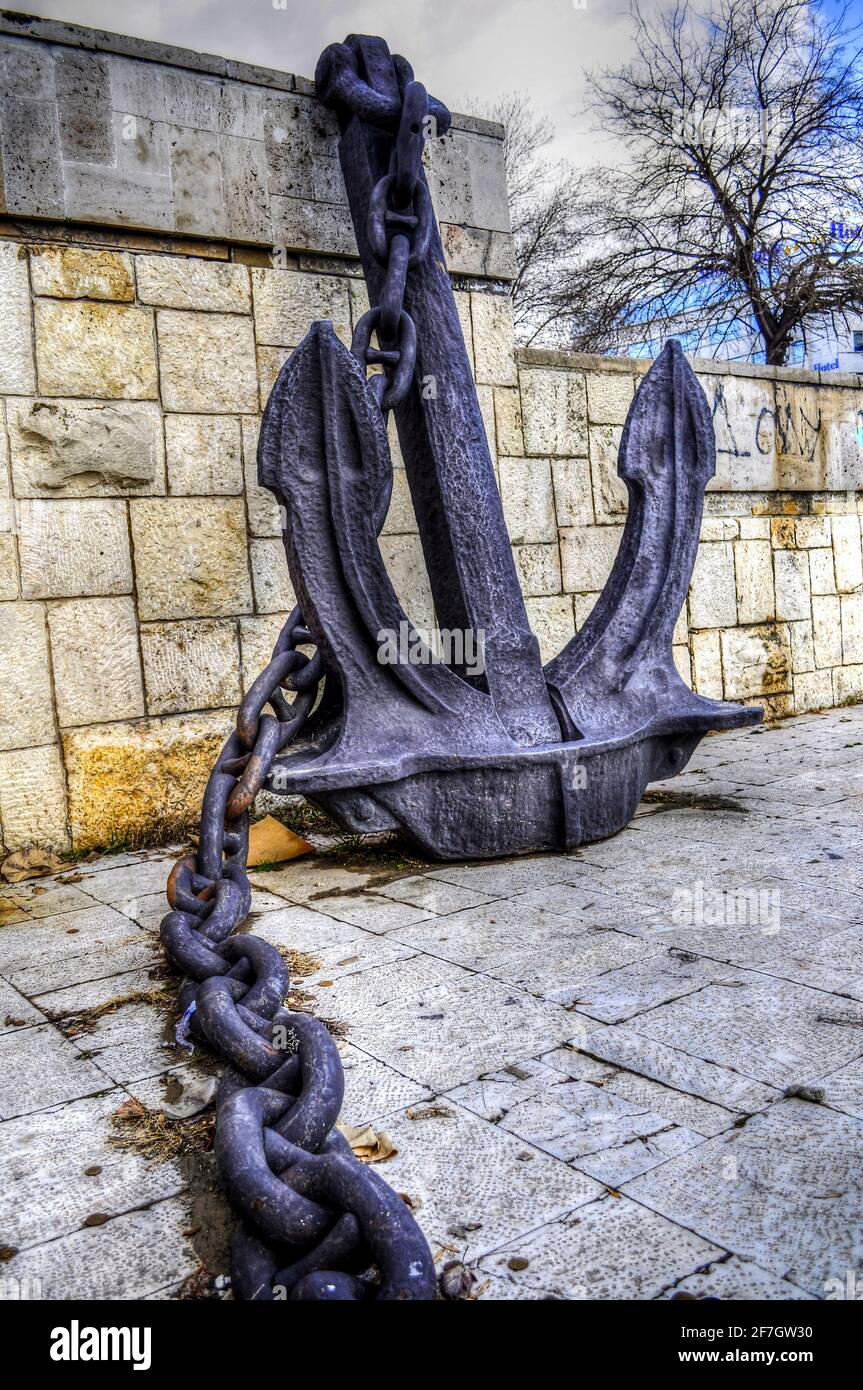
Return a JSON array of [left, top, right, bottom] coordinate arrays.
[[380, 468, 419, 537], [812, 594, 842, 669], [494, 387, 523, 456], [688, 541, 737, 628], [809, 546, 836, 595], [251, 269, 352, 347], [29, 246, 134, 302], [773, 382, 826, 490], [241, 415, 282, 536], [840, 593, 863, 666], [47, 596, 144, 727], [821, 387, 863, 490], [739, 517, 770, 540], [586, 371, 634, 426], [156, 309, 257, 412], [440, 224, 518, 279], [520, 367, 588, 457], [239, 613, 290, 695], [774, 550, 811, 621], [795, 516, 831, 548], [54, 49, 112, 164], [0, 601, 55, 749], [471, 293, 517, 386], [0, 98, 64, 219], [257, 345, 291, 406], [454, 291, 474, 368], [513, 543, 561, 598], [0, 742, 68, 850], [770, 517, 796, 550], [34, 301, 157, 400], [673, 643, 692, 686], [690, 629, 723, 699], [733, 539, 774, 624], [794, 669, 833, 715], [720, 624, 791, 699], [831, 514, 863, 593], [162, 68, 221, 131], [574, 592, 598, 628], [0, 535, 17, 601], [524, 595, 575, 665], [169, 125, 226, 237], [140, 618, 241, 715], [7, 398, 165, 497], [551, 457, 594, 527], [700, 517, 738, 541], [165, 414, 243, 496], [113, 112, 170, 181], [560, 525, 623, 593], [0, 242, 36, 393], [700, 374, 777, 491], [499, 458, 556, 544], [18, 499, 132, 599], [220, 134, 272, 243], [834, 664, 863, 705], [135, 254, 250, 312], [589, 425, 627, 523], [250, 537, 296, 614], [789, 619, 815, 673], [63, 711, 234, 849], [130, 498, 252, 620], [270, 195, 356, 257], [379, 534, 435, 632]]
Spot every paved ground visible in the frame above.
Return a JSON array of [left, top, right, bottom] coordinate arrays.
[[2, 706, 863, 1301]]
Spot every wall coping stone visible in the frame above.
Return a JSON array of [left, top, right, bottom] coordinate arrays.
[[517, 345, 863, 387]]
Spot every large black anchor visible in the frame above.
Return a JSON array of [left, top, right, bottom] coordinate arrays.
[[258, 34, 761, 860]]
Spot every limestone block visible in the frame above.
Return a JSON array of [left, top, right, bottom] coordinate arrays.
[[688, 542, 737, 629], [257, 346, 291, 406], [130, 498, 252, 620], [470, 294, 517, 386], [773, 382, 825, 490], [0, 535, 17, 601], [156, 310, 257, 413], [733, 539, 774, 624], [820, 387, 863, 490], [0, 242, 36, 393], [34, 301, 157, 400], [63, 711, 234, 849], [135, 254, 250, 312], [586, 371, 634, 426], [47, 596, 144, 728], [699, 375, 776, 491], [475, 383, 497, 465], [499, 459, 556, 544], [18, 499, 132, 599], [720, 624, 791, 700], [250, 537, 296, 614], [834, 665, 863, 706], [589, 425, 627, 524], [513, 544, 562, 598], [251, 269, 351, 347], [0, 743, 68, 850], [700, 517, 738, 541], [840, 594, 863, 666], [774, 550, 811, 621], [54, 49, 112, 164], [380, 468, 419, 537], [165, 414, 243, 496], [270, 196, 356, 258], [221, 134, 272, 244], [789, 619, 815, 674], [239, 613, 290, 695], [770, 517, 796, 550], [812, 594, 842, 669], [520, 368, 588, 458], [0, 601, 55, 750], [241, 416, 282, 537], [494, 388, 523, 456], [440, 225, 517, 280], [690, 629, 723, 699], [169, 125, 226, 238], [795, 516, 831, 548], [808, 547, 836, 596], [454, 292, 474, 369], [0, 96, 64, 220], [379, 534, 435, 633], [7, 398, 165, 497], [831, 514, 863, 593], [673, 644, 692, 687], [739, 517, 770, 540], [794, 669, 833, 715], [552, 457, 594, 527], [523, 596, 575, 665], [560, 525, 623, 593], [574, 592, 598, 628], [140, 618, 241, 715], [29, 247, 134, 302]]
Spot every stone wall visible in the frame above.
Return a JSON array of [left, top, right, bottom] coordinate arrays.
[[0, 17, 861, 854]]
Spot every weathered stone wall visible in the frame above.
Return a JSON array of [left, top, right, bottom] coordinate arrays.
[[0, 18, 861, 854]]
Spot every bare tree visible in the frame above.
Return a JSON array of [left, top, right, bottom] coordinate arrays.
[[565, 0, 863, 364]]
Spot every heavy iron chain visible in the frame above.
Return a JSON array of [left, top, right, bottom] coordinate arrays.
[[159, 61, 439, 1302]]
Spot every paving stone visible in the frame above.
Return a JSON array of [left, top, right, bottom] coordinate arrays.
[[82, 857, 177, 906], [664, 1255, 814, 1300], [477, 1196, 723, 1300], [813, 1055, 863, 1121], [0, 979, 46, 1034], [0, 904, 147, 991], [393, 898, 596, 973], [339, 1043, 433, 1124], [0, 878, 96, 920], [0, 1089, 183, 1248], [583, 1023, 780, 1112], [0, 1023, 109, 1118], [306, 893, 433, 935], [1, 1199, 197, 1299], [249, 903, 414, 982], [376, 1101, 601, 1261], [543, 1051, 738, 1137], [626, 1099, 863, 1297], [494, 928, 659, 1008], [372, 874, 497, 916]]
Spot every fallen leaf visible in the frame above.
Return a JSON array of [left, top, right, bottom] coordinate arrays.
[[246, 816, 313, 868], [406, 1104, 455, 1121], [4, 1015, 27, 1027], [439, 1260, 477, 1300], [336, 1121, 398, 1163], [0, 848, 65, 883]]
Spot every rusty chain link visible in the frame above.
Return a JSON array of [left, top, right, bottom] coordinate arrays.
[[160, 52, 442, 1301]]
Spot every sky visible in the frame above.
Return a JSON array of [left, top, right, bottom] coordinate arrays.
[[18, 0, 651, 168]]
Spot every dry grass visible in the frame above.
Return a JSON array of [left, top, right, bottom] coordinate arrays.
[[109, 1097, 215, 1162]]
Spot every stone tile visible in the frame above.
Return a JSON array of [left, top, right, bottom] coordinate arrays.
[[544, 1051, 738, 1137], [813, 1055, 863, 1121], [34, 301, 157, 400], [626, 1099, 863, 1297], [392, 898, 593, 973], [0, 1023, 108, 1118], [0, 904, 149, 990], [1, 1199, 197, 1299], [249, 903, 414, 982], [0, 979, 46, 1034], [339, 1043, 432, 1124], [376, 1101, 601, 1261], [584, 1023, 780, 1112], [0, 1089, 183, 1248], [372, 874, 497, 916], [82, 858, 177, 906], [156, 309, 257, 412], [306, 893, 433, 935], [478, 1196, 723, 1300], [497, 930, 664, 1011]]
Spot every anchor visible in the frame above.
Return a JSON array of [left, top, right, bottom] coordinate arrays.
[[256, 34, 762, 861]]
